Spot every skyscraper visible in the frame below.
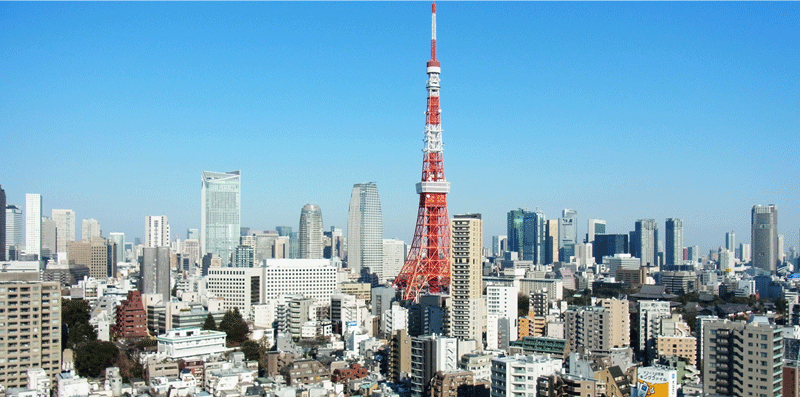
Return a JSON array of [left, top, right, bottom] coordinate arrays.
[[506, 209, 526, 254], [347, 182, 383, 277], [82, 218, 101, 240], [145, 215, 171, 247], [5, 205, 23, 259], [108, 232, 125, 265], [0, 185, 5, 261], [752, 204, 778, 272], [201, 170, 241, 265], [52, 209, 76, 254], [633, 219, 658, 267], [450, 213, 483, 342], [725, 231, 735, 251], [41, 216, 57, 258], [586, 219, 606, 244], [383, 238, 406, 280], [592, 234, 629, 264], [522, 210, 546, 264], [299, 204, 323, 259], [25, 193, 42, 258], [491, 235, 507, 257], [545, 219, 558, 264], [664, 218, 683, 267], [558, 209, 577, 262], [141, 246, 170, 303]]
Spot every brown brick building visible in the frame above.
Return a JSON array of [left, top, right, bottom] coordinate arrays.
[[113, 290, 149, 339]]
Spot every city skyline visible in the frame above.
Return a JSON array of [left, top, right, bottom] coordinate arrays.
[[2, 2, 798, 253]]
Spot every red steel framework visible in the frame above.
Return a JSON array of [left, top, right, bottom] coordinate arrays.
[[393, 2, 451, 303]]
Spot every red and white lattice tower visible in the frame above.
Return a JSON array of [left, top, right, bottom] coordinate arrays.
[[393, 2, 451, 303]]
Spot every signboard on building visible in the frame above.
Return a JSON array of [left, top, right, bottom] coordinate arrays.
[[634, 367, 677, 397]]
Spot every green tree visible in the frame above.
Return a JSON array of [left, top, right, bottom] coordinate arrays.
[[62, 299, 92, 327], [61, 299, 97, 350], [776, 298, 788, 316], [219, 308, 249, 344], [66, 321, 98, 350], [75, 340, 119, 378], [241, 340, 266, 364], [203, 313, 218, 331]]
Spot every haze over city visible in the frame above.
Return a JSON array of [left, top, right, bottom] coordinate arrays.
[[2, 2, 797, 252]]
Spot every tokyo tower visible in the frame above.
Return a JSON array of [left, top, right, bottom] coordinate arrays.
[[393, 2, 451, 303]]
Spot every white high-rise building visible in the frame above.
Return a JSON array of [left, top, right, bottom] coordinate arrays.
[[492, 235, 507, 257], [201, 170, 241, 265], [739, 243, 751, 263], [347, 183, 383, 277], [486, 284, 518, 350], [145, 215, 171, 247], [639, 300, 671, 363], [52, 209, 75, 254], [81, 218, 101, 240], [382, 238, 406, 282], [25, 193, 42, 258], [299, 204, 323, 259], [382, 302, 409, 336], [5, 205, 23, 258]]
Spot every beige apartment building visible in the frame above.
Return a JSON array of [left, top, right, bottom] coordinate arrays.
[[450, 214, 483, 342], [657, 335, 697, 365], [0, 281, 62, 389], [599, 298, 630, 348]]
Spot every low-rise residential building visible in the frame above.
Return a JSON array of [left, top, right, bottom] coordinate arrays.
[[282, 359, 330, 386], [459, 353, 493, 382], [509, 337, 568, 360], [490, 354, 562, 397], [156, 327, 228, 359], [55, 372, 89, 397], [429, 370, 484, 397]]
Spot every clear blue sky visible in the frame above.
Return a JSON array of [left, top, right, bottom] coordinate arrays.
[[2, 2, 798, 254]]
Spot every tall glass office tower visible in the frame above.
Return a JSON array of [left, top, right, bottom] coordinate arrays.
[[299, 204, 323, 259], [558, 209, 577, 262], [506, 209, 527, 254], [522, 210, 546, 264], [201, 170, 241, 265], [665, 218, 683, 267], [347, 183, 383, 277]]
